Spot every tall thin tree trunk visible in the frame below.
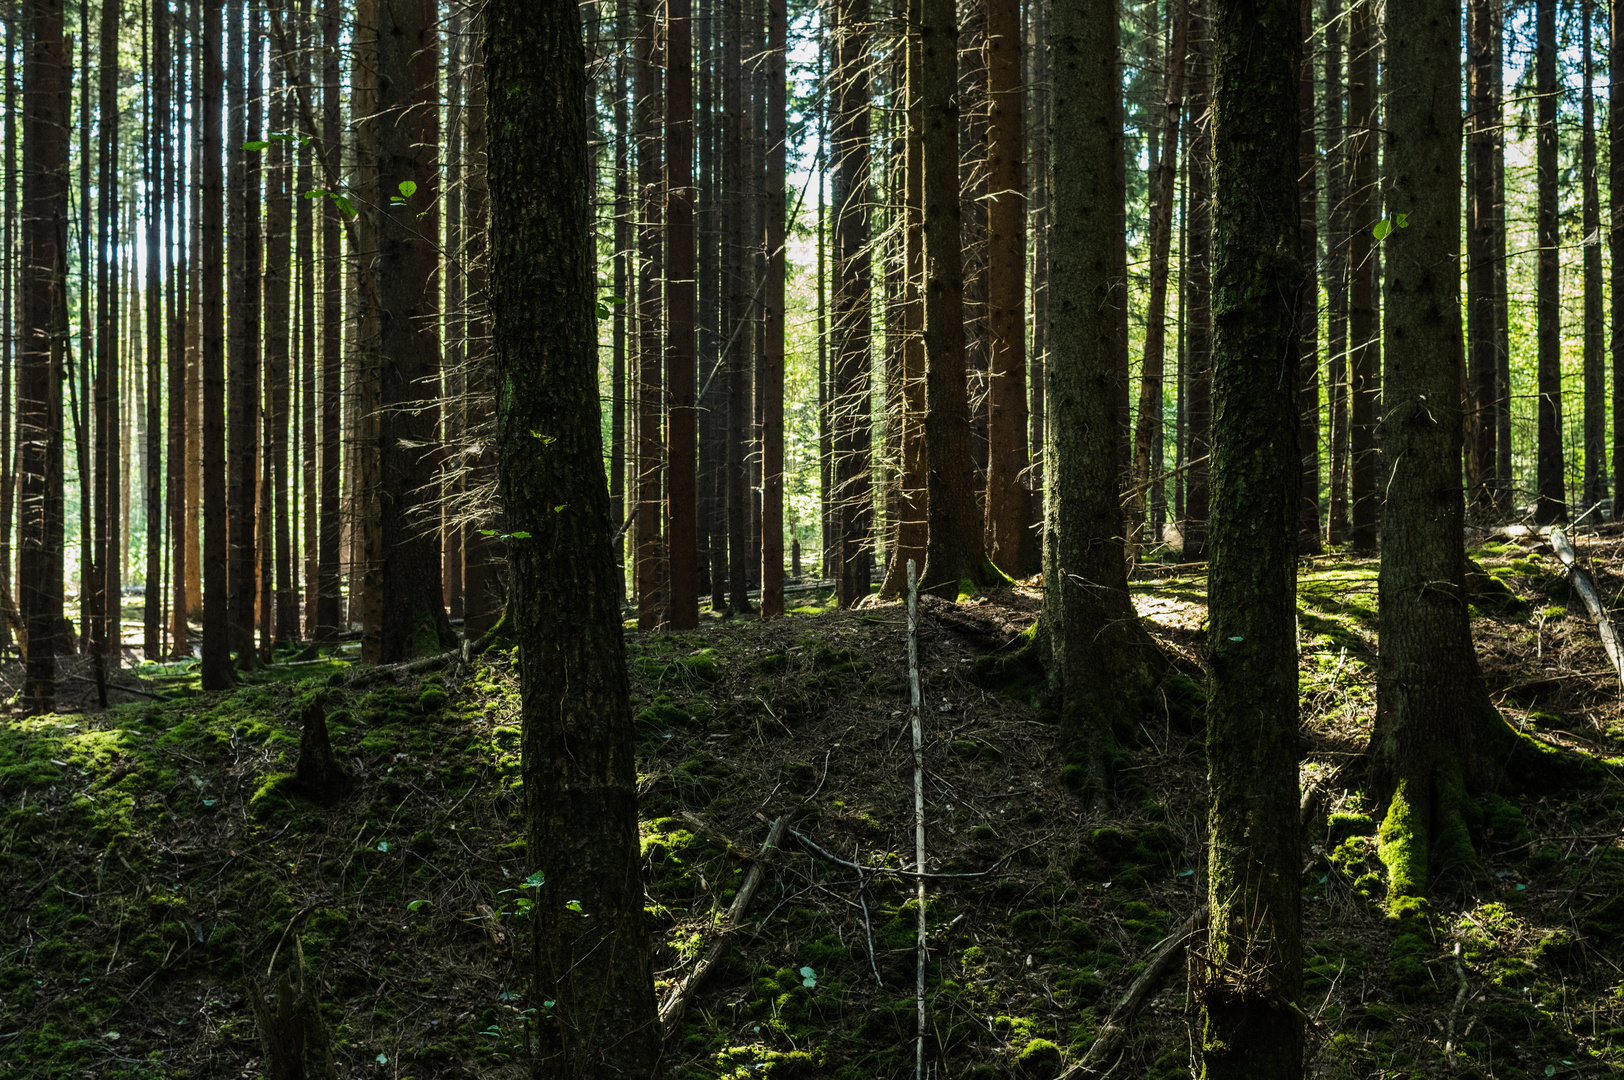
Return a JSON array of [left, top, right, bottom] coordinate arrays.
[[1324, 0, 1348, 543], [227, 0, 260, 664], [1027, 0, 1048, 520], [759, 0, 786, 616], [667, 0, 698, 628], [1181, 0, 1211, 560], [635, 0, 665, 628], [1534, 0, 1564, 523], [1465, 0, 1496, 519], [1612, 0, 1624, 515], [199, 0, 229, 690], [1346, 0, 1377, 549], [726, 0, 752, 612], [983, 0, 1034, 576], [167, 0, 188, 655], [1129, 0, 1188, 561], [267, 20, 294, 647], [314, 0, 343, 638], [1582, 0, 1604, 512], [1295, 0, 1319, 554]]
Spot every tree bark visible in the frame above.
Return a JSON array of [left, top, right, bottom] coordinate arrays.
[[983, 0, 1035, 577], [1465, 0, 1496, 519], [1371, 0, 1533, 901], [1346, 0, 1377, 550], [634, 0, 665, 629], [1181, 0, 1211, 561], [1534, 0, 1564, 524], [1295, 0, 1319, 554], [667, 0, 698, 628], [144, 0, 166, 659], [1324, 0, 1348, 544], [1581, 1, 1605, 513], [832, 0, 873, 605], [199, 0, 230, 691], [1047, 0, 1160, 804], [314, 0, 343, 639], [486, 0, 662, 1069], [1199, 0, 1303, 1071], [266, 27, 295, 649], [1614, 0, 1624, 516], [759, 0, 786, 616], [227, 0, 260, 666]]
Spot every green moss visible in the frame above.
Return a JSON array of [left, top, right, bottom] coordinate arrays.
[[1327, 812, 1374, 846], [1015, 1037, 1063, 1078], [1377, 780, 1427, 908]]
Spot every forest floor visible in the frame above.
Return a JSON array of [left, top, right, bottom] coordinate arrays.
[[2, 532, 1623, 1079]]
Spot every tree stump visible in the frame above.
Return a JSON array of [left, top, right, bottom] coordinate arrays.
[[250, 972, 338, 1080], [293, 697, 352, 802]]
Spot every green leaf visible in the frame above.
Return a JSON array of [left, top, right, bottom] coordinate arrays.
[[408, 899, 430, 912], [565, 900, 584, 914], [530, 431, 557, 444], [1396, 212, 1409, 229], [377, 841, 389, 852], [376, 1053, 388, 1065], [553, 504, 567, 513], [243, 140, 270, 152], [1372, 219, 1392, 241], [509, 530, 532, 539], [333, 194, 357, 218], [304, 189, 330, 200], [398, 179, 418, 199], [523, 871, 546, 888], [479, 528, 499, 536]]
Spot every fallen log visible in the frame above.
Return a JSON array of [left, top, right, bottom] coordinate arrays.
[[658, 815, 789, 1040], [1549, 527, 1624, 691]]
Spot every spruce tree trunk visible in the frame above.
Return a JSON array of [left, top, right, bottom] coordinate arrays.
[[1534, 0, 1564, 524], [634, 0, 666, 629], [227, 0, 260, 666], [266, 32, 295, 649], [832, 0, 874, 605], [314, 0, 343, 639], [983, 0, 1034, 577], [200, 0, 231, 691], [1199, 0, 1303, 1071], [1324, 0, 1348, 544], [144, 0, 166, 660], [1346, 0, 1377, 550], [759, 0, 786, 616], [725, 0, 751, 613], [0, 13, 13, 657], [1465, 0, 1497, 519], [96, 0, 122, 678], [1295, 0, 1319, 554], [917, 0, 988, 599], [667, 0, 699, 627], [1027, 0, 1048, 519], [1371, 0, 1533, 900], [1581, 3, 1604, 513], [1614, 0, 1624, 516], [1047, 0, 1159, 804], [1129, 0, 1187, 562], [462, 18, 498, 639], [166, 0, 188, 657], [486, 0, 663, 1069], [1181, 0, 1212, 561]]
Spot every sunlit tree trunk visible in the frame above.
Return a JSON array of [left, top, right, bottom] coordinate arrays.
[[1533, 0, 1564, 523], [1581, 1, 1605, 513], [759, 0, 786, 616], [1346, 0, 1377, 550], [1181, 0, 1211, 560]]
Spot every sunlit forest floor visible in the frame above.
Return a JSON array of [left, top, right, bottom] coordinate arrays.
[[2, 532, 1623, 1078]]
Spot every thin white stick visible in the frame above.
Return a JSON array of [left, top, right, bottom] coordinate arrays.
[[907, 559, 926, 1080]]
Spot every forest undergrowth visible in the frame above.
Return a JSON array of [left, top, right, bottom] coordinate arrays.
[[2, 533, 1623, 1078]]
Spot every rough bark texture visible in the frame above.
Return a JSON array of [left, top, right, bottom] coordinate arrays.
[[1615, 0, 1624, 515], [759, 0, 786, 617], [227, 1, 258, 665], [20, 0, 67, 713], [486, 0, 662, 1072], [667, 0, 698, 628], [1581, 4, 1604, 513], [918, 0, 987, 599], [634, 0, 665, 629], [982, 0, 1033, 577], [199, 0, 230, 691], [1369, 0, 1556, 905], [1346, 0, 1377, 550], [1182, 0, 1211, 561], [1294, 0, 1318, 554], [831, 0, 873, 606], [1047, 0, 1158, 805], [372, 0, 454, 659], [1324, 0, 1347, 544], [1465, 0, 1497, 520], [1534, 0, 1564, 524], [314, 0, 343, 639], [1198, 0, 1303, 1073]]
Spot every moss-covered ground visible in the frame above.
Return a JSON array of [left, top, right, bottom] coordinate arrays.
[[2, 536, 1623, 1078]]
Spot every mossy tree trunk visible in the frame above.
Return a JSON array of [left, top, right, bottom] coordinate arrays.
[[486, 0, 661, 1073], [1198, 0, 1303, 1074], [1045, 0, 1158, 806], [1370, 0, 1561, 906]]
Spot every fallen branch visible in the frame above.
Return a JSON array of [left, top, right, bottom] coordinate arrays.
[[659, 815, 789, 1040], [1058, 904, 1209, 1079], [1549, 526, 1624, 691]]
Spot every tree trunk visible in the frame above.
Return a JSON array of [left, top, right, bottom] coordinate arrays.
[[1047, 0, 1160, 803], [1128, 0, 1187, 562], [370, 0, 454, 660], [486, 0, 663, 1070], [759, 0, 786, 616], [1534, 0, 1564, 524], [665, 0, 699, 628], [917, 0, 989, 599], [1581, 1, 1604, 513], [199, 0, 230, 691], [95, 0, 122, 681], [983, 0, 1035, 577], [1324, 0, 1348, 544], [462, 16, 498, 639], [1199, 0, 1303, 1072], [144, 0, 165, 659], [634, 0, 665, 629], [314, 0, 344, 639], [1346, 0, 1377, 550], [1614, 0, 1624, 516], [1370, 0, 1547, 902], [1464, 0, 1496, 519], [227, 0, 260, 666], [832, 0, 874, 605], [1181, 0, 1211, 561], [725, 0, 751, 613], [1027, 0, 1048, 521], [266, 28, 295, 649], [1295, 0, 1319, 554]]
